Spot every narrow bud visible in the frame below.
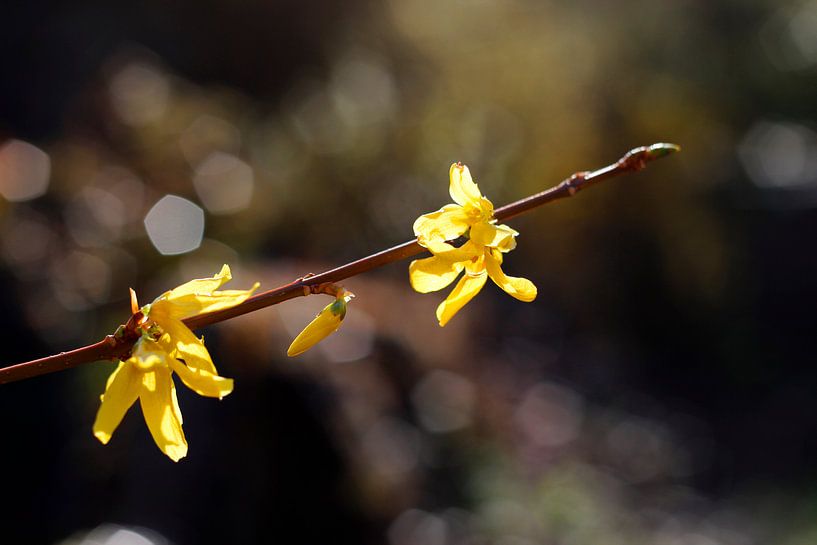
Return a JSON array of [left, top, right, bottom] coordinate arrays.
[[287, 288, 355, 357]]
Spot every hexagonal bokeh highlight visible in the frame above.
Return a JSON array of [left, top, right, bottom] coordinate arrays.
[[143, 195, 204, 255], [0, 139, 51, 202], [193, 152, 254, 214]]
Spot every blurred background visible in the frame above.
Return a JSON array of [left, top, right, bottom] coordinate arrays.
[[2, 0, 817, 543]]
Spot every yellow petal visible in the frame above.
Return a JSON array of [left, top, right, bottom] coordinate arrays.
[[485, 252, 537, 302], [448, 163, 483, 208], [470, 222, 518, 251], [157, 317, 218, 374], [130, 338, 169, 371], [152, 283, 260, 322], [423, 238, 484, 262], [287, 296, 349, 357], [93, 361, 141, 445], [464, 248, 486, 275], [166, 264, 233, 299], [413, 204, 470, 242], [140, 368, 188, 462], [409, 255, 464, 293], [422, 238, 460, 255], [436, 270, 488, 327], [167, 358, 234, 400], [148, 264, 259, 321]]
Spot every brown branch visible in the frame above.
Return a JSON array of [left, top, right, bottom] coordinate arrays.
[[0, 143, 679, 385]]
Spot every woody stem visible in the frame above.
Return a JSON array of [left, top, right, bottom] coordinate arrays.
[[0, 143, 679, 385]]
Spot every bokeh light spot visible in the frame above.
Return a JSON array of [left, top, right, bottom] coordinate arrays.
[[144, 195, 204, 255], [51, 251, 112, 311], [109, 61, 170, 126], [180, 115, 242, 166], [289, 85, 350, 155], [361, 417, 422, 479], [331, 50, 397, 127], [514, 382, 583, 448], [411, 370, 476, 433], [738, 120, 817, 190], [65, 187, 127, 247], [0, 139, 51, 202], [1, 207, 54, 270], [193, 152, 254, 214], [57, 523, 169, 545]]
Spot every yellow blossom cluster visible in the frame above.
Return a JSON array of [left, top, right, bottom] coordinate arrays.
[[93, 265, 258, 461], [410, 163, 537, 326]]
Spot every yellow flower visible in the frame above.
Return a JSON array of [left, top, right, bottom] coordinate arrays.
[[93, 265, 259, 461], [410, 163, 536, 326], [287, 288, 354, 357], [413, 163, 495, 254]]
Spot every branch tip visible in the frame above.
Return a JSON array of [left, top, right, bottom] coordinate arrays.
[[644, 142, 681, 160]]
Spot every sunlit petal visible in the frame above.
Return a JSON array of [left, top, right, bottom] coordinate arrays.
[[152, 288, 260, 323], [140, 368, 188, 462], [476, 196, 494, 217], [409, 255, 464, 293], [93, 361, 141, 445], [423, 238, 483, 261], [148, 264, 259, 320], [448, 163, 483, 207], [423, 238, 458, 254], [464, 249, 486, 275], [470, 222, 518, 251], [157, 317, 217, 374], [485, 252, 537, 302], [166, 263, 232, 299], [413, 204, 470, 242], [436, 270, 488, 327], [167, 358, 233, 400]]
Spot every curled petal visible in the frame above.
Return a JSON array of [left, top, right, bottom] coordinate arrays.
[[157, 317, 218, 374], [448, 163, 483, 208], [93, 361, 141, 445], [413, 204, 470, 242], [470, 222, 518, 252], [476, 196, 494, 218], [410, 256, 464, 293], [165, 264, 233, 300], [168, 358, 233, 400], [152, 286, 260, 322], [150, 264, 260, 321], [140, 368, 188, 462], [287, 295, 351, 357], [423, 238, 458, 255], [485, 252, 537, 302], [424, 238, 484, 262], [464, 249, 486, 275], [436, 270, 488, 327]]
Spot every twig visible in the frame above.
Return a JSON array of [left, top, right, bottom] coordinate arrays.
[[0, 143, 679, 385]]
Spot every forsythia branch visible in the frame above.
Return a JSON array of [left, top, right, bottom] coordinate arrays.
[[0, 143, 679, 385]]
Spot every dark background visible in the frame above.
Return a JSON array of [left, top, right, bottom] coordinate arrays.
[[2, 1, 817, 543]]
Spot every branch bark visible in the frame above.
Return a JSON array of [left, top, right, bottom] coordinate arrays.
[[0, 143, 679, 384]]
